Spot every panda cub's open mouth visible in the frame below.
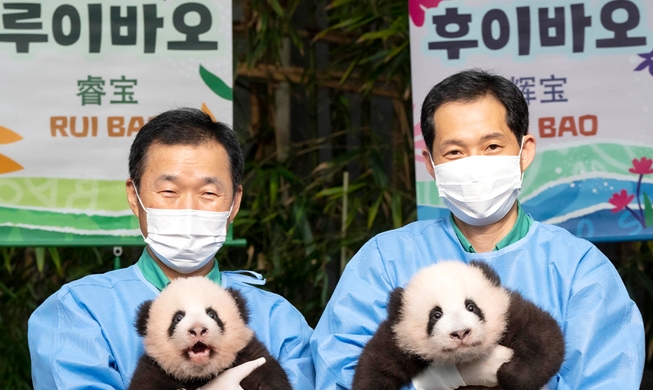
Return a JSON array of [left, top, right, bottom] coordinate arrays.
[[186, 341, 212, 361]]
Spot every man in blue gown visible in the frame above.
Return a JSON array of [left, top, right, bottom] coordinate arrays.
[[29, 108, 315, 389], [310, 69, 645, 389]]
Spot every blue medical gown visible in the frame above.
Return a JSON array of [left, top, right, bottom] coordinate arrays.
[[28, 265, 315, 389], [310, 218, 645, 390]]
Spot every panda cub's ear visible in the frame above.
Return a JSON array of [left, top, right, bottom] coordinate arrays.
[[468, 261, 501, 287], [226, 288, 251, 325], [135, 300, 153, 337], [385, 287, 405, 324]]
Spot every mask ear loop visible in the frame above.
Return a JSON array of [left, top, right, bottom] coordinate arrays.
[[427, 151, 437, 177], [132, 183, 149, 214], [517, 137, 526, 180]]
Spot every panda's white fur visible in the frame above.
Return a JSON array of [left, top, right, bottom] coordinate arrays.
[[392, 260, 510, 365], [352, 260, 566, 390], [130, 276, 293, 390], [143, 276, 254, 381]]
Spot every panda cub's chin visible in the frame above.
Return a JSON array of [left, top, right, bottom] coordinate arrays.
[[436, 342, 494, 365]]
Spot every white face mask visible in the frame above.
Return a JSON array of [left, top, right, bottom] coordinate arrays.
[[430, 142, 523, 227], [134, 188, 232, 274]]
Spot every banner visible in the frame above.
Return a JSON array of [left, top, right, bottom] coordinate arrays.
[[0, 0, 234, 246], [410, 0, 653, 241]]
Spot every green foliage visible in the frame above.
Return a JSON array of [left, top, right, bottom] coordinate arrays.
[[317, 0, 411, 96], [0, 246, 141, 388], [219, 118, 416, 325], [616, 241, 653, 365], [242, 0, 304, 65]]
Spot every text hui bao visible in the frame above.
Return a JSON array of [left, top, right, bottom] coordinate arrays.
[[538, 115, 598, 138], [427, 1, 649, 60]]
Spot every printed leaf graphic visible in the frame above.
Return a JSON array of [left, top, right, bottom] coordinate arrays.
[[0, 126, 22, 144], [201, 103, 217, 122], [199, 65, 233, 101], [0, 153, 23, 174], [644, 192, 653, 227]]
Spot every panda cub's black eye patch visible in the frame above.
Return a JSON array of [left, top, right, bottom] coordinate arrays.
[[427, 306, 443, 336], [465, 299, 485, 321], [168, 310, 185, 337], [206, 307, 225, 331]]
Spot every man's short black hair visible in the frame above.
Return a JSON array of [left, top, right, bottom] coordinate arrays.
[[128, 107, 244, 195], [420, 69, 529, 153]]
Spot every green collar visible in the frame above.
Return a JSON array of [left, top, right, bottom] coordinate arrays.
[[450, 202, 533, 253], [136, 249, 222, 291]]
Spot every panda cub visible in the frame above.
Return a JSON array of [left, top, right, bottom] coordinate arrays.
[[128, 276, 292, 390], [352, 260, 565, 390]]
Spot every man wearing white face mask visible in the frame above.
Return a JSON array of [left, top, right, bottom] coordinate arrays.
[[310, 69, 645, 389], [28, 108, 315, 389]]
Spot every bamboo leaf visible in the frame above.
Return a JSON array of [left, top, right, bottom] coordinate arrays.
[[2, 247, 12, 273], [35, 247, 45, 273], [48, 247, 63, 277], [634, 267, 653, 300], [357, 30, 391, 43], [315, 183, 364, 198], [391, 194, 402, 228], [339, 59, 359, 85], [269, 170, 279, 207], [329, 0, 355, 8], [0, 281, 17, 300], [268, 0, 285, 17], [367, 194, 384, 229], [384, 41, 409, 63]]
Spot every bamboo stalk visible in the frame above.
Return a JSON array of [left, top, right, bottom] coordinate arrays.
[[233, 22, 356, 45], [340, 171, 349, 274], [236, 63, 404, 99]]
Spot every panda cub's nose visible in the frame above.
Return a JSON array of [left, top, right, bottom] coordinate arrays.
[[189, 326, 208, 337], [450, 328, 471, 341]]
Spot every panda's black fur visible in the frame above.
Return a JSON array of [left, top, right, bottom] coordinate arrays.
[[352, 260, 565, 390], [128, 276, 292, 390]]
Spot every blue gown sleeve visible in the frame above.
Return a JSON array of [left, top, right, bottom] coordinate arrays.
[[233, 281, 316, 390], [268, 297, 316, 389], [28, 290, 125, 390], [553, 246, 645, 389], [310, 239, 406, 390]]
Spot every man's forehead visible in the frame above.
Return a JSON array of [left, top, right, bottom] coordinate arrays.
[[141, 141, 230, 182]]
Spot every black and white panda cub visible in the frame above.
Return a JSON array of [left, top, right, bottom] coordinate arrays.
[[128, 276, 292, 390], [352, 260, 565, 390]]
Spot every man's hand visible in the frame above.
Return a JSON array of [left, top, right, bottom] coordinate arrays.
[[457, 345, 513, 387], [201, 357, 266, 390]]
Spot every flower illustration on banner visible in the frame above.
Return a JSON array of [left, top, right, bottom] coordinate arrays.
[[634, 49, 653, 76], [0, 125, 23, 174], [409, 0, 444, 27], [629, 156, 653, 175], [609, 190, 635, 213], [608, 157, 653, 228]]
